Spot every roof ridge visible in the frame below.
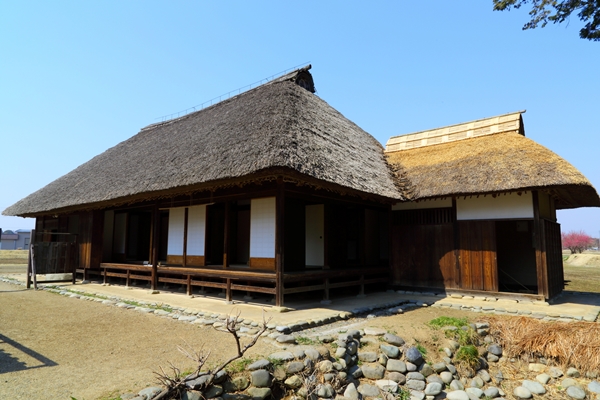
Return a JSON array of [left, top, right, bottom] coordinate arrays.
[[140, 65, 313, 132], [386, 110, 526, 153]]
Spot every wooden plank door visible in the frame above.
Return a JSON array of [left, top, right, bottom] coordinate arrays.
[[458, 220, 497, 291]]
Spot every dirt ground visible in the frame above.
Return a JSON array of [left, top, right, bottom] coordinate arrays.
[[0, 264, 476, 400], [0, 276, 281, 400]]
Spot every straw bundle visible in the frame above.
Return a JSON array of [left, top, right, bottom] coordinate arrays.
[[487, 316, 600, 373]]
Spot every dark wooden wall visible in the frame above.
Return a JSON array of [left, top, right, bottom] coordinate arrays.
[[391, 208, 456, 289], [543, 219, 564, 298]]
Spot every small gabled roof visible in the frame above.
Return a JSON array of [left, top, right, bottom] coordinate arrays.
[[385, 112, 600, 209], [3, 67, 404, 218]]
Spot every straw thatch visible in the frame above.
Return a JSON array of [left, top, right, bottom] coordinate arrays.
[[386, 131, 600, 209], [3, 67, 404, 217], [487, 316, 600, 374]]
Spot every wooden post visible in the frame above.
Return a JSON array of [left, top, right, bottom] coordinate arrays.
[[31, 244, 37, 290], [226, 278, 232, 302], [27, 229, 35, 289], [150, 203, 160, 291], [223, 202, 230, 268], [275, 180, 285, 306], [532, 191, 548, 298]]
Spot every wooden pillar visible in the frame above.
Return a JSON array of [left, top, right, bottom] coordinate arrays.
[[532, 191, 549, 298], [150, 203, 160, 291], [226, 278, 232, 302], [275, 180, 285, 306], [26, 228, 35, 289], [223, 202, 230, 268]]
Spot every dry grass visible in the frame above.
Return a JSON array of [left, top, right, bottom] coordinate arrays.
[[486, 316, 600, 373], [0, 250, 28, 265], [563, 261, 600, 293]]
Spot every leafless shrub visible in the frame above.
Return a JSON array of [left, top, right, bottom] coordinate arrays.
[[151, 310, 271, 400]]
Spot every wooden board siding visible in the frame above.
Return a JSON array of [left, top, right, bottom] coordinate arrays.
[[457, 220, 497, 291], [249, 257, 276, 270], [167, 255, 205, 266], [167, 255, 184, 265], [391, 209, 455, 289], [186, 255, 205, 267], [79, 211, 103, 270], [544, 219, 564, 299]]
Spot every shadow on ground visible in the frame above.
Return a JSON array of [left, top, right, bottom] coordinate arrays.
[[0, 334, 57, 374]]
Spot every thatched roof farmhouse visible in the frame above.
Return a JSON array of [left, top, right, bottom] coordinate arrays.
[[4, 66, 599, 304]]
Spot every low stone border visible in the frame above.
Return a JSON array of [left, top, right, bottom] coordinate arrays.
[[107, 323, 600, 400]]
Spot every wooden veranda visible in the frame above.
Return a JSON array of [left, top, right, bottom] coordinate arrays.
[[77, 264, 389, 305]]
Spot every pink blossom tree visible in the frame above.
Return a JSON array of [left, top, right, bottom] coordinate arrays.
[[562, 230, 594, 254]]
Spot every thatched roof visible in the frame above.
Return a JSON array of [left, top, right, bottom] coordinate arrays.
[[385, 113, 600, 209], [4, 66, 404, 217]]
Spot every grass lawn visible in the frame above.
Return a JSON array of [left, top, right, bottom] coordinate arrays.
[[564, 262, 600, 293]]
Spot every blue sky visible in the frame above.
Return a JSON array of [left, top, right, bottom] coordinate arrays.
[[1, 1, 598, 237]]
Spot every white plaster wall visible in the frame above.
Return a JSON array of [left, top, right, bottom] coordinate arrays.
[[457, 192, 533, 220], [392, 198, 452, 210], [250, 197, 276, 258], [167, 208, 185, 255], [187, 205, 206, 256], [305, 204, 324, 266]]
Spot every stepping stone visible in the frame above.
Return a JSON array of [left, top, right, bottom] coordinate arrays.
[[522, 379, 546, 394], [268, 351, 294, 362], [357, 383, 379, 397], [446, 391, 469, 400], [247, 359, 270, 371], [566, 386, 586, 400], [362, 364, 385, 379], [513, 386, 532, 399], [383, 333, 405, 346], [363, 327, 386, 336], [375, 379, 398, 393], [589, 380, 600, 394]]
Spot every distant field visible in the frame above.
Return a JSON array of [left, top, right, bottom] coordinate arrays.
[[563, 252, 600, 293], [0, 249, 29, 265]]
